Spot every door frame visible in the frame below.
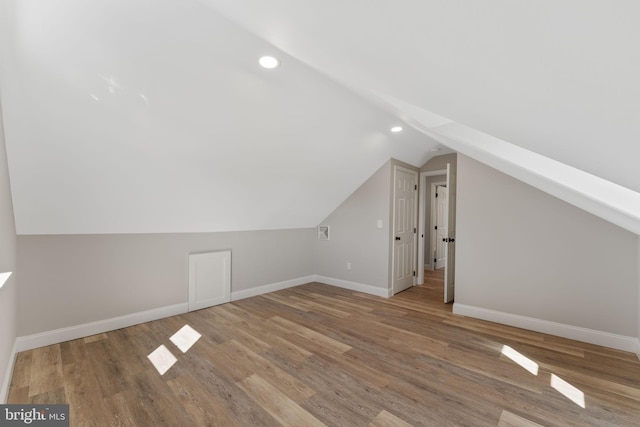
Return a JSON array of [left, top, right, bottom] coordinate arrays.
[[417, 169, 447, 285]]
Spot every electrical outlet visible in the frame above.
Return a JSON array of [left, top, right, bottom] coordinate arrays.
[[346, 262, 352, 270], [377, 220, 383, 228]]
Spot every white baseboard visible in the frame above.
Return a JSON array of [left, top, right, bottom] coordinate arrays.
[[16, 303, 189, 353], [453, 303, 638, 353], [313, 275, 391, 298], [13, 275, 317, 352], [1, 340, 18, 404], [13, 275, 389, 353], [231, 275, 316, 301]]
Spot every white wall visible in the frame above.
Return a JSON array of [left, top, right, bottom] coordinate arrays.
[[455, 155, 638, 342], [314, 160, 392, 291], [17, 228, 314, 337], [420, 153, 456, 174], [0, 102, 17, 403]]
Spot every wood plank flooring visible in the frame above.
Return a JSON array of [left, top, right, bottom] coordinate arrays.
[[8, 269, 640, 426]]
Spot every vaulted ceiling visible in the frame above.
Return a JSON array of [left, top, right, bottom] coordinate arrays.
[[1, 0, 638, 235]]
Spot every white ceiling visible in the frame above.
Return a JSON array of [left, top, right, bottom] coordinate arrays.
[[1, 0, 639, 234], [201, 0, 640, 190], [0, 0, 442, 234]]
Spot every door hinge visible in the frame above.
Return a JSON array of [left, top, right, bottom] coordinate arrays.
[[414, 184, 417, 190], [413, 271, 416, 277], [413, 227, 416, 233], [434, 258, 437, 263], [434, 225, 437, 230], [435, 192, 438, 198]]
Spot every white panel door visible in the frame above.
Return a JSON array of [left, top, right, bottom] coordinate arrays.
[[188, 251, 231, 311], [392, 166, 418, 295], [444, 163, 457, 303]]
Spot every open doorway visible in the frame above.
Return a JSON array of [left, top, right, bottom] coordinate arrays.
[[422, 267, 445, 302], [417, 169, 446, 280], [432, 183, 448, 270], [417, 160, 457, 303]]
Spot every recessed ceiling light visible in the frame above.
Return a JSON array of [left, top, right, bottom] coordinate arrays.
[[259, 56, 279, 69], [390, 126, 403, 133]]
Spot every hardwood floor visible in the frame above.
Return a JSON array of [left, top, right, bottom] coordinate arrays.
[[8, 271, 640, 426]]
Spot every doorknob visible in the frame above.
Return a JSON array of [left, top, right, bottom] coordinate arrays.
[[395, 236, 401, 241]]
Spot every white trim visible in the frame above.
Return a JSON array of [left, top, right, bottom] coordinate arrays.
[[16, 303, 189, 352], [1, 340, 18, 404], [11, 274, 391, 355], [313, 275, 392, 298], [13, 275, 317, 352], [231, 276, 316, 301], [453, 303, 638, 353]]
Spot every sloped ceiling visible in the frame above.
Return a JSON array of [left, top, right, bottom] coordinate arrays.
[[0, 0, 442, 234], [198, 0, 640, 235], [201, 0, 640, 189], [1, 0, 639, 235]]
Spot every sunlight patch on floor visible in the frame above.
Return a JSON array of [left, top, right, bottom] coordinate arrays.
[[498, 409, 544, 427], [501, 345, 539, 375], [170, 324, 202, 353], [148, 324, 202, 375], [147, 344, 177, 375], [551, 374, 585, 408]]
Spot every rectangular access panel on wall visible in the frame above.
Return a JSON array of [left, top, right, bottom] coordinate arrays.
[[188, 250, 231, 311]]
